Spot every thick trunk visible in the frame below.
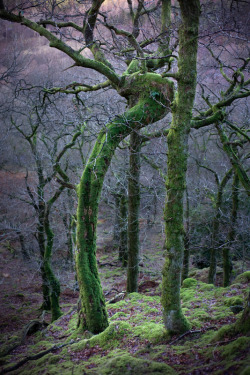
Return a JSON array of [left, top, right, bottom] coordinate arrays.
[[127, 130, 142, 293], [161, 0, 200, 334], [76, 73, 174, 333], [223, 173, 239, 287]]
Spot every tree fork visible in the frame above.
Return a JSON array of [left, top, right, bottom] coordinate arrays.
[[76, 73, 174, 333]]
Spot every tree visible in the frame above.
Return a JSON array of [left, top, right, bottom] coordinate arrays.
[[1, 0, 249, 335], [6, 92, 83, 321]]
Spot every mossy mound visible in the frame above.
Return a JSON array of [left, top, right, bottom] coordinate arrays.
[[96, 352, 176, 375], [182, 278, 198, 288], [233, 271, 250, 284], [133, 322, 169, 343], [90, 321, 131, 349]]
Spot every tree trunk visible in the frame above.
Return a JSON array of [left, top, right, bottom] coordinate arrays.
[[44, 216, 62, 322], [235, 291, 250, 334], [182, 189, 190, 282], [161, 0, 200, 334], [37, 217, 51, 311], [76, 73, 174, 333], [127, 130, 142, 293], [208, 168, 232, 284], [118, 188, 128, 267], [113, 192, 121, 250], [223, 172, 239, 287], [17, 231, 29, 260]]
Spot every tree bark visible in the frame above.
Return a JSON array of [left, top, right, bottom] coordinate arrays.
[[182, 189, 190, 283], [44, 215, 62, 322], [223, 172, 239, 287], [127, 130, 142, 293], [76, 73, 174, 333], [208, 168, 232, 284], [118, 187, 128, 267], [161, 0, 200, 334]]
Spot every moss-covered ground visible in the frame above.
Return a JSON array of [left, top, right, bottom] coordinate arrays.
[[0, 214, 249, 374]]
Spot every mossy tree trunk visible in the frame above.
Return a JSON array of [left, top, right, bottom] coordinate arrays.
[[208, 168, 232, 284], [161, 0, 200, 334], [43, 188, 64, 322], [127, 130, 142, 293], [118, 187, 128, 267], [76, 73, 173, 333], [223, 172, 239, 287], [182, 189, 190, 283], [113, 192, 121, 250], [44, 216, 62, 321], [235, 291, 250, 334]]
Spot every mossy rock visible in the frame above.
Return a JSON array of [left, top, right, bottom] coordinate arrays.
[[224, 297, 244, 307], [182, 278, 198, 288], [233, 271, 250, 284], [97, 353, 176, 374]]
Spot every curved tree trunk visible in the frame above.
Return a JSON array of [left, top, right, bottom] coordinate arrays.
[[76, 73, 174, 333], [127, 130, 142, 293], [161, 0, 200, 334]]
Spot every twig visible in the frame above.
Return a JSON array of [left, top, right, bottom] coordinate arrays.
[[0, 341, 76, 375], [169, 327, 216, 345]]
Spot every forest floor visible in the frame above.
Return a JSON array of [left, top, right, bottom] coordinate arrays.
[[0, 217, 249, 375]]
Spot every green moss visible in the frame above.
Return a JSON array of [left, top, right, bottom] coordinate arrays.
[[182, 278, 198, 288], [234, 271, 250, 284], [96, 353, 176, 374], [221, 336, 250, 359], [224, 297, 244, 307], [180, 289, 196, 302], [190, 310, 210, 321], [210, 324, 236, 342], [133, 322, 169, 343], [89, 321, 132, 349], [199, 283, 215, 292], [110, 312, 128, 320]]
